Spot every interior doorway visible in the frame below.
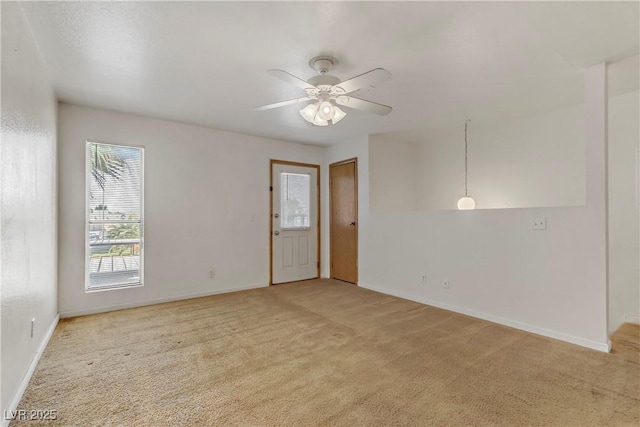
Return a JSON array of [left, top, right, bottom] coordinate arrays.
[[270, 160, 320, 284], [330, 158, 358, 284]]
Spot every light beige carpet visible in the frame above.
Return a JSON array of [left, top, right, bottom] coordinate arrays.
[[13, 279, 640, 426]]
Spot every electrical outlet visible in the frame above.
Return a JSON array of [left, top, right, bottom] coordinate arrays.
[[31, 318, 35, 338], [209, 269, 215, 279], [443, 280, 450, 289], [421, 274, 427, 284], [532, 217, 547, 230]]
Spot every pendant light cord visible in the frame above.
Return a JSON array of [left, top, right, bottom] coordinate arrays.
[[464, 120, 469, 197]]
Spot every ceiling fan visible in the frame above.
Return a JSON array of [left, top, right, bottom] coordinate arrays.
[[255, 56, 392, 126]]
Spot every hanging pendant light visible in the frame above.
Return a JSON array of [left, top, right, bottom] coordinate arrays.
[[457, 120, 476, 210]]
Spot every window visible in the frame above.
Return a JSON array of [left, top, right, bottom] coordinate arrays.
[[280, 172, 310, 229], [86, 142, 144, 291]]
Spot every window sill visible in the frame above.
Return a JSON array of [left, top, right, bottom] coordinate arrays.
[[85, 283, 144, 293]]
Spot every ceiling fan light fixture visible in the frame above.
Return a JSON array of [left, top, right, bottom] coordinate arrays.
[[259, 56, 392, 126], [311, 108, 329, 126], [332, 106, 346, 124], [299, 103, 317, 123], [312, 114, 328, 127], [300, 101, 339, 126], [317, 101, 335, 121]]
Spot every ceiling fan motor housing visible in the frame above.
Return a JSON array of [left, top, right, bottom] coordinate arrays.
[[307, 74, 341, 88], [305, 56, 344, 98]]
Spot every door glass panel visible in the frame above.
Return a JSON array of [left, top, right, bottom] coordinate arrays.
[[281, 172, 310, 228]]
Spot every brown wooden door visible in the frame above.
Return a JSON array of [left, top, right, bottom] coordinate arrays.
[[330, 158, 358, 284]]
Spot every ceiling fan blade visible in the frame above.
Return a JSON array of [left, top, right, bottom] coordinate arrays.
[[333, 68, 391, 94], [254, 97, 312, 111], [335, 96, 392, 116], [268, 69, 316, 90]]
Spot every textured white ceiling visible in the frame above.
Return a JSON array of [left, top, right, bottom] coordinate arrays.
[[20, 1, 639, 145]]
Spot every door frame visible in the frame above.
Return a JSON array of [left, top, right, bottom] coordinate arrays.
[[329, 157, 358, 283], [269, 159, 321, 285]]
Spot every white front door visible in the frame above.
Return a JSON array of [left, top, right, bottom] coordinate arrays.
[[272, 163, 319, 284]]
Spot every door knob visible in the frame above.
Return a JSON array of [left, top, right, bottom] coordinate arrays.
[[274, 213, 279, 218], [274, 230, 280, 235], [350, 222, 356, 226]]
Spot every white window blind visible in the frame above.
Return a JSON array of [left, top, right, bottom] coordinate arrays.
[[280, 172, 310, 229], [86, 142, 144, 291]]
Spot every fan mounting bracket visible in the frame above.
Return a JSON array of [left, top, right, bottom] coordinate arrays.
[[309, 56, 339, 74]]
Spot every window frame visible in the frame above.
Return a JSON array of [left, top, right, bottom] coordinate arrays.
[[85, 140, 145, 292], [279, 171, 312, 231]]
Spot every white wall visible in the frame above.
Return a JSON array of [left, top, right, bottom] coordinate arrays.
[[1, 1, 58, 419], [371, 104, 586, 211], [608, 89, 640, 332], [58, 104, 324, 316], [349, 65, 610, 351], [369, 137, 418, 211]]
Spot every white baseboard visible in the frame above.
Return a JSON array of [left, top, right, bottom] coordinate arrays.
[[625, 314, 640, 325], [59, 283, 268, 318], [2, 314, 60, 427], [358, 282, 611, 353]]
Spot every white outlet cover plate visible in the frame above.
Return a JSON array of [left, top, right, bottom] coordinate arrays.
[[532, 217, 547, 230]]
